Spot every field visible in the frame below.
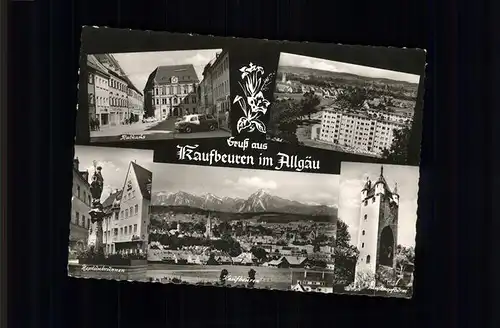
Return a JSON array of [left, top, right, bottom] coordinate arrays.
[[146, 264, 330, 290]]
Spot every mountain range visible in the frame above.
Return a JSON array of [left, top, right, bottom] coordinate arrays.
[[151, 189, 337, 216], [278, 65, 418, 87]]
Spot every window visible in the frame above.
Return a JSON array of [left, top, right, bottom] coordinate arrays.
[[88, 195, 91, 205], [135, 204, 138, 214], [364, 214, 367, 221], [129, 225, 132, 234], [134, 224, 138, 233], [87, 219, 90, 229], [114, 228, 118, 236], [120, 227, 123, 235], [129, 207, 133, 215], [362, 230, 365, 235], [125, 209, 129, 217], [366, 255, 371, 264], [372, 197, 376, 203], [364, 200, 368, 206], [77, 185, 81, 198], [82, 215, 86, 228], [361, 243, 364, 248], [120, 211, 124, 218], [75, 212, 80, 225], [124, 226, 128, 234]]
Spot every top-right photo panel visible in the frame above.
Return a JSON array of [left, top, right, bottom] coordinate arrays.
[[268, 52, 421, 161]]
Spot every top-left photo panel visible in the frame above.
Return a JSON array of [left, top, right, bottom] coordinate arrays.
[[80, 49, 232, 143]]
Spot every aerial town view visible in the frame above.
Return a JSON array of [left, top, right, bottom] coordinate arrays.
[[268, 52, 420, 160], [146, 164, 338, 292], [85, 49, 232, 142]]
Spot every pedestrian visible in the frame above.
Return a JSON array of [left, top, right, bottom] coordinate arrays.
[[96, 118, 100, 131]]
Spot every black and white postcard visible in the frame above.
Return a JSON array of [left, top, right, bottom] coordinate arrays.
[[268, 52, 422, 163], [83, 49, 232, 143], [335, 162, 419, 298], [147, 164, 338, 292], [68, 145, 154, 281], [71, 27, 426, 298]]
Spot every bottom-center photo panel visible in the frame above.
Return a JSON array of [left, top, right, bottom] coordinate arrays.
[[147, 164, 339, 293]]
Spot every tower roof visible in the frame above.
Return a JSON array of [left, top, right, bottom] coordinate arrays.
[[363, 166, 397, 197]]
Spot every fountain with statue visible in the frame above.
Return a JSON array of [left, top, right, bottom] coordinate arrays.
[[68, 161, 149, 281]]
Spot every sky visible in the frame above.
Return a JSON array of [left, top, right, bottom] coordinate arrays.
[[110, 49, 223, 92], [338, 162, 420, 247], [74, 146, 154, 202], [151, 163, 340, 206], [278, 52, 420, 84]]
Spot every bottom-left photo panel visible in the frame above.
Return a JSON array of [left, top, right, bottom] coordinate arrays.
[[68, 145, 154, 281]]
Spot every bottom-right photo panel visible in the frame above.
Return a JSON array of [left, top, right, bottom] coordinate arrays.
[[335, 162, 418, 298]]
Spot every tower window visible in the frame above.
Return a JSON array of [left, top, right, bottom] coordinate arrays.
[[364, 200, 368, 206], [372, 197, 375, 203], [366, 255, 371, 264], [361, 243, 365, 248], [364, 214, 367, 221], [362, 230, 365, 235]]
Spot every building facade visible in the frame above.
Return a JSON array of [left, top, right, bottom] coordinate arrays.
[[210, 51, 230, 125], [108, 71, 129, 125], [354, 167, 399, 284], [87, 55, 111, 127], [199, 63, 215, 115], [92, 162, 153, 254], [70, 158, 91, 250], [317, 108, 412, 156], [127, 85, 144, 122], [143, 65, 199, 120]]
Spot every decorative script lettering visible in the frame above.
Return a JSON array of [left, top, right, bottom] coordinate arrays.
[[175, 137, 320, 172]]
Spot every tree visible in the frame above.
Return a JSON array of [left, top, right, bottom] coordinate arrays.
[[394, 245, 415, 284], [336, 88, 368, 110], [219, 269, 229, 285], [381, 124, 412, 165], [251, 247, 268, 262], [334, 219, 360, 284], [247, 269, 256, 288], [300, 91, 321, 119], [267, 100, 301, 144], [207, 253, 219, 265]]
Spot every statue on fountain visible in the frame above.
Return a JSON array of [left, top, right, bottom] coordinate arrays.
[[89, 161, 105, 253]]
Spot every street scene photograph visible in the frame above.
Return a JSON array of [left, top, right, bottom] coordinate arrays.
[[68, 145, 155, 281], [268, 52, 421, 162], [147, 164, 338, 292], [334, 162, 418, 298], [85, 49, 232, 143]]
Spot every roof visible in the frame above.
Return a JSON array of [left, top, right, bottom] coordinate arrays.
[[102, 190, 122, 209], [284, 256, 308, 265], [87, 55, 109, 76], [153, 64, 199, 85], [131, 162, 152, 200], [107, 68, 128, 82], [364, 166, 398, 196]]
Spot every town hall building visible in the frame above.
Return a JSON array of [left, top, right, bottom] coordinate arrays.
[[143, 64, 199, 120]]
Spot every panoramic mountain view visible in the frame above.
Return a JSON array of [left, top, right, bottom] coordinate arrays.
[[151, 189, 337, 217], [146, 164, 339, 292]]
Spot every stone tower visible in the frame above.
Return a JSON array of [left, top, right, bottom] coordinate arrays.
[[354, 166, 400, 284]]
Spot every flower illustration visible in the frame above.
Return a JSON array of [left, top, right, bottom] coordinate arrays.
[[234, 63, 275, 134]]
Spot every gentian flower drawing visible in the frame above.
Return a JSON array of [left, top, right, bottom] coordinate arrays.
[[233, 62, 275, 134]]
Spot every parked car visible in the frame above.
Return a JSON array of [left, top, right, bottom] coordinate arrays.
[[175, 114, 218, 133]]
